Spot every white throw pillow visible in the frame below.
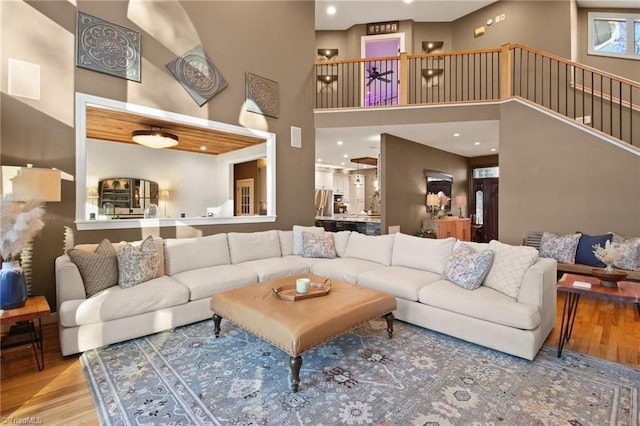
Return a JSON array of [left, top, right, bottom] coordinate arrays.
[[391, 233, 456, 274], [292, 225, 324, 255], [483, 240, 539, 299], [344, 233, 395, 266]]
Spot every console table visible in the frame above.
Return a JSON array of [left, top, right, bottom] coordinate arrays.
[[556, 273, 640, 358], [0, 295, 51, 371], [423, 218, 471, 241]]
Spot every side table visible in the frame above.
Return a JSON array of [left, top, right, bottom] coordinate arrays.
[[556, 273, 640, 358], [0, 295, 51, 371]]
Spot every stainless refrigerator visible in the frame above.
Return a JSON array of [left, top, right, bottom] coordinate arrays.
[[314, 188, 333, 217]]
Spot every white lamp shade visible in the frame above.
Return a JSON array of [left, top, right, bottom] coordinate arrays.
[[1, 166, 61, 202]]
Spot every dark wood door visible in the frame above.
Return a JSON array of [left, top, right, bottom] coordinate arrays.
[[472, 178, 499, 243]]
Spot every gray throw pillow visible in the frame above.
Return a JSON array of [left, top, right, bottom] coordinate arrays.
[[117, 235, 162, 288], [67, 239, 118, 297], [302, 231, 337, 259], [444, 243, 494, 290]]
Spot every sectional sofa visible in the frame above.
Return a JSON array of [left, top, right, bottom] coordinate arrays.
[[55, 228, 557, 360]]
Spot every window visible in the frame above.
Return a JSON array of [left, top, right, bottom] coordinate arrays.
[[472, 167, 499, 179], [588, 12, 640, 60]]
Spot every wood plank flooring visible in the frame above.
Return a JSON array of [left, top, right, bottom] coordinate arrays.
[[1, 295, 638, 425]]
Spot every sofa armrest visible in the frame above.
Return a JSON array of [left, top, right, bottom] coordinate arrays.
[[55, 255, 87, 311], [517, 258, 557, 317]]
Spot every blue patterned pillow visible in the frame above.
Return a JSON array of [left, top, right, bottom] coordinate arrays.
[[444, 243, 494, 290], [539, 232, 581, 264], [117, 235, 162, 288], [575, 233, 612, 267], [302, 231, 337, 259]]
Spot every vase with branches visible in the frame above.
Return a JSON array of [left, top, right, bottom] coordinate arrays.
[[0, 200, 46, 309]]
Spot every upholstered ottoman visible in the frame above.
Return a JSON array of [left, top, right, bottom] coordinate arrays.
[[210, 274, 396, 391]]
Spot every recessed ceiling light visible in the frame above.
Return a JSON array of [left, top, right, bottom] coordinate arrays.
[[453, 133, 460, 137], [474, 141, 480, 145], [337, 140, 343, 145], [341, 162, 345, 166], [318, 158, 322, 162], [200, 146, 207, 150], [491, 148, 497, 152], [326, 5, 336, 15], [404, 0, 414, 3], [343, 154, 349, 158]]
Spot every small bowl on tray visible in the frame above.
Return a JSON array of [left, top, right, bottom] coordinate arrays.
[[590, 268, 628, 288]]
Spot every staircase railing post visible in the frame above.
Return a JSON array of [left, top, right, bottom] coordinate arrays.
[[399, 52, 408, 105], [501, 43, 512, 99]]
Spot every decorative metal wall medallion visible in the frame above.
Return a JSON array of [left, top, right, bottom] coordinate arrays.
[[245, 72, 279, 118], [166, 46, 228, 107], [75, 12, 141, 82]]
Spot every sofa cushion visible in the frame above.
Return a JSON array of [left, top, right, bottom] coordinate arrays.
[[67, 239, 118, 297], [278, 230, 294, 256], [58, 275, 189, 327], [164, 234, 230, 275], [302, 231, 337, 259], [228, 230, 281, 264], [483, 240, 539, 299], [331, 231, 352, 257], [117, 235, 163, 288], [344, 233, 395, 266], [539, 232, 581, 264], [283, 255, 331, 268], [358, 266, 441, 301], [237, 258, 309, 282], [292, 225, 324, 255], [311, 258, 387, 283], [575, 233, 613, 267], [171, 265, 258, 301], [418, 280, 541, 330], [444, 243, 494, 290], [391, 233, 456, 273]]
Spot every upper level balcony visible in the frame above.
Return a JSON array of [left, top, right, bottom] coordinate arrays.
[[315, 43, 640, 147]]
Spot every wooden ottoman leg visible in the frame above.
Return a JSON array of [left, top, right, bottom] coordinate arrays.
[[289, 355, 303, 392], [212, 314, 222, 337], [384, 313, 394, 339]]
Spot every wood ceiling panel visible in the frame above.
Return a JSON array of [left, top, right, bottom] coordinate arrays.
[[86, 106, 265, 155]]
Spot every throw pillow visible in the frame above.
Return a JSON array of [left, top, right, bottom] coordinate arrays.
[[292, 225, 324, 255], [575, 233, 613, 267], [301, 231, 337, 259], [612, 237, 640, 271], [67, 239, 118, 297], [117, 235, 162, 288], [443, 243, 494, 290], [483, 240, 539, 299], [539, 232, 581, 264]]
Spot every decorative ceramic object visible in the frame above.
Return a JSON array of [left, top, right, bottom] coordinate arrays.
[[144, 203, 158, 219], [0, 261, 27, 309]]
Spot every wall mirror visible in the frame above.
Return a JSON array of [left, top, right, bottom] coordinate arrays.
[[75, 93, 276, 230], [425, 169, 453, 213]]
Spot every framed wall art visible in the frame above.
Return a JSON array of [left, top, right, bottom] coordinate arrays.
[[76, 12, 141, 82], [245, 72, 279, 118], [166, 45, 228, 107]]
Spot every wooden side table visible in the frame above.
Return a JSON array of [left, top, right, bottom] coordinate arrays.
[[556, 273, 640, 358], [0, 295, 51, 371]]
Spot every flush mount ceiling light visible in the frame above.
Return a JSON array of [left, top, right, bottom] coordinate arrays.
[[131, 127, 178, 149]]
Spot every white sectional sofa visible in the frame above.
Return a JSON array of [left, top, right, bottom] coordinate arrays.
[[55, 229, 557, 360]]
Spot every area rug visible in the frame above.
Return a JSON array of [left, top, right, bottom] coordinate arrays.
[[81, 319, 639, 425]]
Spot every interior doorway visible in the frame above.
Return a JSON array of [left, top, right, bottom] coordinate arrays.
[[360, 33, 405, 107], [471, 166, 499, 243]]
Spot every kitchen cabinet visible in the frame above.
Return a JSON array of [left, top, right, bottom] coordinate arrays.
[[423, 218, 471, 241], [315, 171, 333, 189], [332, 173, 350, 200]]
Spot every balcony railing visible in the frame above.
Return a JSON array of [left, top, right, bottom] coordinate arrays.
[[315, 43, 639, 146]]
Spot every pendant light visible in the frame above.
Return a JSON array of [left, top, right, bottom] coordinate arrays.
[[354, 161, 361, 186]]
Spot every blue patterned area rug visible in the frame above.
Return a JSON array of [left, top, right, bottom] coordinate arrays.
[[81, 319, 639, 425]]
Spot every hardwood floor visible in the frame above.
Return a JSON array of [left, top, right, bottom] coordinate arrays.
[[1, 295, 638, 425]]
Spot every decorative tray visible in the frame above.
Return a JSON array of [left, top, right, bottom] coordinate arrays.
[[591, 268, 628, 287], [272, 280, 332, 301]]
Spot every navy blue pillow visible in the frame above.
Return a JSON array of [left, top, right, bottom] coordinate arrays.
[[575, 233, 613, 267]]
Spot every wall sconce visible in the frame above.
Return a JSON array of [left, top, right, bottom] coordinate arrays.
[[317, 48, 339, 60], [422, 41, 444, 54], [132, 127, 179, 149], [422, 69, 444, 87], [159, 189, 170, 217], [317, 74, 338, 93]]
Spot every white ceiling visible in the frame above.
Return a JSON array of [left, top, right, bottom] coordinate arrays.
[[314, 0, 636, 169]]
